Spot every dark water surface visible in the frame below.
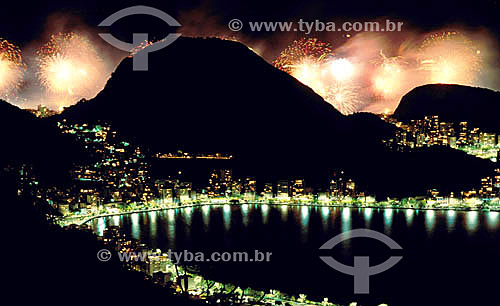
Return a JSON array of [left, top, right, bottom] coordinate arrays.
[[91, 205, 500, 306]]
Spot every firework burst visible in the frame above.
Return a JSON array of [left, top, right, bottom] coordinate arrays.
[[417, 31, 482, 85], [274, 39, 362, 115], [37, 32, 107, 99], [372, 52, 407, 98], [273, 38, 333, 73], [323, 82, 360, 115], [0, 39, 25, 99]]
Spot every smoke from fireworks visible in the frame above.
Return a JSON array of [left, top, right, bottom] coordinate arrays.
[[2, 14, 498, 116], [37, 33, 107, 101], [274, 38, 361, 115], [0, 39, 25, 99], [273, 30, 493, 114], [416, 32, 482, 85], [372, 52, 407, 98]]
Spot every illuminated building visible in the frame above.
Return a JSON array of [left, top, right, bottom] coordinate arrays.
[[480, 177, 494, 198], [220, 169, 233, 196], [242, 177, 257, 200], [263, 183, 274, 198], [480, 133, 496, 147], [457, 121, 468, 146], [277, 180, 289, 198], [448, 136, 457, 148], [424, 115, 440, 145], [176, 182, 192, 203], [494, 168, 500, 195], [231, 179, 243, 196], [346, 179, 356, 197], [291, 179, 305, 197], [469, 128, 480, 146], [208, 169, 233, 197], [330, 171, 346, 197], [207, 170, 221, 197]]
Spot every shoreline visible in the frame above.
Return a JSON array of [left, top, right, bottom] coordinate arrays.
[[62, 202, 499, 226]]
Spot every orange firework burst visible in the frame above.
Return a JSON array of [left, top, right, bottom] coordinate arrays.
[[418, 31, 482, 85], [273, 38, 333, 73], [274, 39, 361, 115], [0, 39, 25, 99], [37, 32, 107, 99]]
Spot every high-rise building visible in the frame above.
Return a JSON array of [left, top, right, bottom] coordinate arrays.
[[207, 170, 221, 197], [480, 177, 494, 198], [220, 169, 233, 195], [457, 122, 468, 147], [263, 183, 273, 198], [231, 178, 243, 196], [425, 115, 440, 145], [346, 179, 356, 197], [243, 177, 257, 194], [291, 179, 305, 197], [277, 180, 289, 198], [330, 171, 346, 197]]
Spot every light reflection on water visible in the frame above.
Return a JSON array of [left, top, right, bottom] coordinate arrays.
[[261, 204, 269, 224], [91, 205, 499, 248], [487, 211, 500, 230], [425, 210, 436, 234], [96, 217, 105, 236], [167, 209, 176, 249], [465, 211, 479, 233], [321, 206, 329, 231], [364, 208, 373, 228], [223, 204, 231, 231], [202, 205, 210, 228], [299, 206, 310, 242], [149, 211, 157, 237], [405, 209, 414, 226], [384, 208, 393, 234], [112, 215, 120, 226], [131, 213, 140, 240], [242, 204, 249, 227], [280, 205, 288, 222], [341, 207, 352, 233], [446, 210, 456, 232]]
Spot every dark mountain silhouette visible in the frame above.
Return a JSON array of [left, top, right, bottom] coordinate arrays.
[[394, 84, 500, 132], [0, 100, 82, 183], [55, 37, 494, 197]]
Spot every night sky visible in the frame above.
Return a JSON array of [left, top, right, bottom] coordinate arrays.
[[2, 0, 500, 111]]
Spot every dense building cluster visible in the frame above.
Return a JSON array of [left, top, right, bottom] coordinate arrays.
[[383, 115, 500, 199], [17, 119, 500, 220], [383, 115, 500, 162], [17, 121, 362, 218]]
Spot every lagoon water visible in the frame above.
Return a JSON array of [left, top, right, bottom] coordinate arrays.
[[91, 205, 500, 306]]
